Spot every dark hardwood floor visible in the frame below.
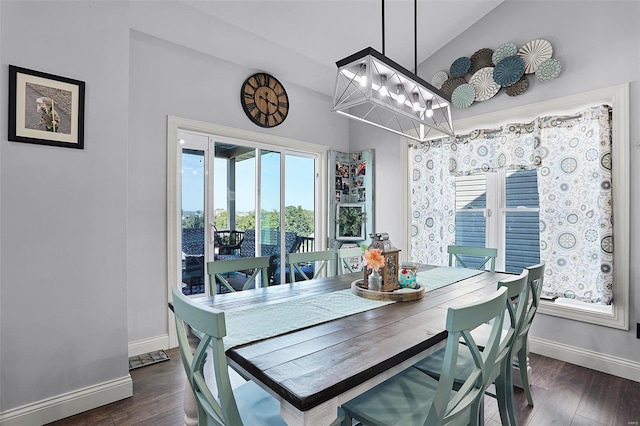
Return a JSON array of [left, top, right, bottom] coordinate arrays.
[[47, 348, 640, 426]]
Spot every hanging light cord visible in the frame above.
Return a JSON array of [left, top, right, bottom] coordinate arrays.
[[414, 0, 418, 73], [381, 0, 385, 55]]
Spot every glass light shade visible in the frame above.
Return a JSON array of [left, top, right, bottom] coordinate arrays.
[[332, 47, 454, 142]]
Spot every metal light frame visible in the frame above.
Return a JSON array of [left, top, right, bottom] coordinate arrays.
[[331, 1, 455, 142]]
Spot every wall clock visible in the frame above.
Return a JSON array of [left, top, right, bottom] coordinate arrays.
[[240, 72, 289, 128]]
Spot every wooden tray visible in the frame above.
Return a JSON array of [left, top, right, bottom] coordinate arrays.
[[351, 279, 425, 302]]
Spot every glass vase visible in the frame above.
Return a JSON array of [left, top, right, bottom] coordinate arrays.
[[368, 269, 382, 292]]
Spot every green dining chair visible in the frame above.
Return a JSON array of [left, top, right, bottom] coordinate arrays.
[[207, 257, 270, 294], [448, 245, 498, 273], [339, 286, 508, 426], [337, 246, 364, 274], [287, 250, 336, 282], [413, 270, 529, 426], [512, 263, 545, 411], [170, 286, 287, 425]]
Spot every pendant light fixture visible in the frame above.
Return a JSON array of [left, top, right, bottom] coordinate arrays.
[[331, 0, 454, 141]]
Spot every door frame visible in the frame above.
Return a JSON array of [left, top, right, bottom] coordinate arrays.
[[167, 116, 329, 348]]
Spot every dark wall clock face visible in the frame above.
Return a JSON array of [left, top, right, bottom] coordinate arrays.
[[240, 73, 289, 128]]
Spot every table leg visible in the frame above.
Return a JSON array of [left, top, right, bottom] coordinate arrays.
[[183, 379, 198, 426]]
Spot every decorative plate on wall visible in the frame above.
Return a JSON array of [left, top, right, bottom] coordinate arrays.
[[469, 48, 494, 75], [492, 42, 517, 65], [440, 77, 467, 96], [451, 83, 475, 109], [431, 71, 449, 89], [450, 57, 471, 78], [517, 39, 553, 74], [535, 58, 562, 81], [505, 75, 529, 96], [469, 67, 500, 102], [493, 55, 525, 87]]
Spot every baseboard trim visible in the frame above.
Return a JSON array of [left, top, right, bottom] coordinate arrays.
[[128, 334, 170, 357], [0, 375, 132, 426], [529, 336, 640, 383]]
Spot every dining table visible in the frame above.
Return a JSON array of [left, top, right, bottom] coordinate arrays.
[[181, 264, 513, 426]]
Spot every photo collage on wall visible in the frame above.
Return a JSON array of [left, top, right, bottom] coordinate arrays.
[[335, 152, 367, 204]]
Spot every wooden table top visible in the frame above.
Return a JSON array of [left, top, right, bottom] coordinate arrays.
[[196, 266, 512, 412]]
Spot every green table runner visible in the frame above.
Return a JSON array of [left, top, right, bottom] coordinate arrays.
[[417, 266, 483, 291], [223, 289, 393, 349]]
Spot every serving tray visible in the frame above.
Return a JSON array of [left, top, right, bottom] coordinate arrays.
[[351, 279, 425, 302]]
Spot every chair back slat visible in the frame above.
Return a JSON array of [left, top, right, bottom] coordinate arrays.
[[288, 250, 336, 282], [171, 287, 243, 425], [207, 256, 270, 294], [448, 245, 498, 272]]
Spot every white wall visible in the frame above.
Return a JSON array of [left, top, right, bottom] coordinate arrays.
[[418, 1, 640, 363], [0, 0, 131, 418]]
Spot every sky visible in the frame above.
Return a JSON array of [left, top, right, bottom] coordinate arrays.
[[181, 150, 315, 213]]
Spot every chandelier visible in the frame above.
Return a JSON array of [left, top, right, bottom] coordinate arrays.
[[332, 0, 455, 142]]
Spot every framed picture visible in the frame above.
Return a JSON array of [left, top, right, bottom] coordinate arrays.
[[8, 65, 85, 149], [336, 203, 365, 241]]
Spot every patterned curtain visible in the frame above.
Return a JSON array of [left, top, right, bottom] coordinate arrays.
[[410, 121, 538, 265], [410, 105, 613, 304], [537, 105, 613, 304], [410, 141, 456, 266]]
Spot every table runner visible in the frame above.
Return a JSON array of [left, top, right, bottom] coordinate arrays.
[[222, 267, 484, 350], [223, 289, 393, 349], [417, 266, 483, 291]]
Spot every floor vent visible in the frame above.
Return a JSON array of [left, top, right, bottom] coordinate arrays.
[[128, 349, 170, 370]]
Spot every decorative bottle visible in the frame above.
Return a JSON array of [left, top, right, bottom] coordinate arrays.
[[368, 269, 382, 292]]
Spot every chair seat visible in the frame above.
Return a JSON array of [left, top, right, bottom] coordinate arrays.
[[235, 380, 287, 426], [342, 367, 468, 426]]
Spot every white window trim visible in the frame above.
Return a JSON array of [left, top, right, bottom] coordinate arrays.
[[167, 116, 330, 347], [405, 83, 629, 330]]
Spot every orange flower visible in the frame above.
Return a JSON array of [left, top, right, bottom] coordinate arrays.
[[363, 248, 385, 271]]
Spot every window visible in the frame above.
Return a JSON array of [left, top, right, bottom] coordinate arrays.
[[409, 84, 629, 329], [455, 169, 540, 273]]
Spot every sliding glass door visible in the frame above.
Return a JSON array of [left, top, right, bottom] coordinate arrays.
[[178, 129, 319, 295]]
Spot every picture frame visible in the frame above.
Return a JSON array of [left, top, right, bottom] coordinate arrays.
[[8, 65, 85, 149], [336, 203, 366, 241]]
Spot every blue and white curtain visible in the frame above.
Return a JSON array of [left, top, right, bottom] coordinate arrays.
[[410, 105, 613, 304]]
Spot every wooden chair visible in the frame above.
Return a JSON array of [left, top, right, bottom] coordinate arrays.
[[170, 286, 287, 425], [512, 263, 545, 412], [338, 246, 364, 274], [412, 270, 529, 426], [207, 257, 270, 294], [288, 250, 336, 282], [448, 244, 498, 273], [339, 287, 508, 426]]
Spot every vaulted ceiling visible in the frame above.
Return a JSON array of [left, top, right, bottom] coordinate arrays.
[[181, 0, 503, 96]]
